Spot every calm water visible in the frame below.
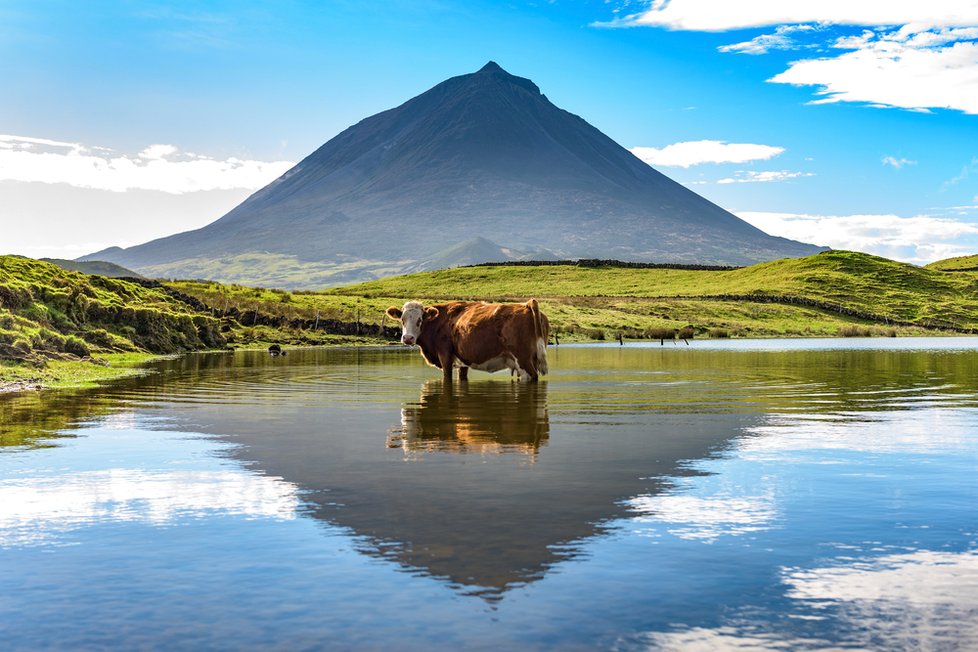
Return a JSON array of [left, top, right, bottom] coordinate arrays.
[[2, 340, 978, 650]]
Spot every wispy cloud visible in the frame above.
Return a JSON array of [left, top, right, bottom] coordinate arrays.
[[738, 210, 978, 264], [770, 28, 978, 115], [942, 157, 978, 190], [0, 134, 294, 194], [629, 140, 784, 168], [717, 170, 812, 184], [881, 156, 916, 169], [718, 24, 818, 55], [609, 1, 978, 31], [606, 2, 978, 115]]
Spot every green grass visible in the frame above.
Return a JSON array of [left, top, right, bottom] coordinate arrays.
[[40, 258, 143, 278], [0, 352, 160, 390], [0, 254, 225, 366], [325, 250, 978, 336], [143, 252, 411, 289], [926, 254, 978, 272]]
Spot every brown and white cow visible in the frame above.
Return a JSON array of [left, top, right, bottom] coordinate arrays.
[[386, 299, 549, 382]]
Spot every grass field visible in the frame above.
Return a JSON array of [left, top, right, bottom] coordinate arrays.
[[324, 250, 978, 335]]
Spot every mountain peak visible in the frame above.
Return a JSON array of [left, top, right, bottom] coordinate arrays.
[[477, 61, 505, 74], [468, 60, 539, 95]]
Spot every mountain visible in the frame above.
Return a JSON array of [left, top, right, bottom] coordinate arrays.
[[82, 61, 824, 288]]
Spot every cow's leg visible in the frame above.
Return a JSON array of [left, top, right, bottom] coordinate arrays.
[[458, 367, 469, 381], [438, 351, 454, 382], [510, 354, 538, 383]]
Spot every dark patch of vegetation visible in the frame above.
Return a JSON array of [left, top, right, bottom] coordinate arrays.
[[472, 259, 740, 271]]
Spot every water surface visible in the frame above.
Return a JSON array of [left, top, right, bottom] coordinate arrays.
[[2, 341, 978, 650]]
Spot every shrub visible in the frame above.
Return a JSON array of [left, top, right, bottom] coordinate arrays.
[[839, 325, 873, 337], [709, 328, 730, 339], [63, 335, 91, 357], [647, 327, 676, 341]]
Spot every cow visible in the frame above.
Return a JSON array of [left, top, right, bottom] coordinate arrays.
[[386, 299, 549, 382]]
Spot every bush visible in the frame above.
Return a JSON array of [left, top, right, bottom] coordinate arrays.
[[647, 327, 676, 341], [709, 328, 730, 339], [63, 335, 91, 357], [839, 325, 873, 337]]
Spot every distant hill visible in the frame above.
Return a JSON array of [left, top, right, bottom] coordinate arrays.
[[82, 61, 823, 288], [926, 254, 978, 272], [41, 258, 143, 278]]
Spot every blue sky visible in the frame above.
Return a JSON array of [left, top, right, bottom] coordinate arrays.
[[2, 0, 977, 264]]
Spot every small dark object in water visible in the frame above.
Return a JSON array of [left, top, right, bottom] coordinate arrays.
[[268, 344, 283, 356]]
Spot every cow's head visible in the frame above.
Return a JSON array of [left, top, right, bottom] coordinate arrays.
[[386, 301, 438, 346]]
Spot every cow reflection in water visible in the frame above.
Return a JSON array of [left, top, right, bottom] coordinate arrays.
[[388, 380, 548, 458]]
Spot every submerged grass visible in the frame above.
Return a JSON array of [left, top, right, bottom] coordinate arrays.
[[0, 352, 160, 391]]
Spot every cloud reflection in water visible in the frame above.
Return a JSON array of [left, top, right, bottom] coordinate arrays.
[[0, 467, 299, 546]]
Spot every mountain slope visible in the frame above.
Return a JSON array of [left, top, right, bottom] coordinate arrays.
[[83, 62, 824, 287], [41, 258, 143, 278]]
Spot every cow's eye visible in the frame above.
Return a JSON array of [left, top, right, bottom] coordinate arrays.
[[416, 318, 422, 327]]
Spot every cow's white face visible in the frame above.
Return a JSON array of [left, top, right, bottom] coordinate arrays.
[[387, 301, 426, 346]]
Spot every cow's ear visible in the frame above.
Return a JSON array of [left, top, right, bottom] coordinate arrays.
[[386, 307, 402, 319], [424, 307, 439, 319]]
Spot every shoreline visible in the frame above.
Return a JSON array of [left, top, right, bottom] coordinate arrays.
[[0, 352, 164, 396], [5, 331, 975, 396]]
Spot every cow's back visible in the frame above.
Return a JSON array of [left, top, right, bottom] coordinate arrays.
[[450, 301, 548, 377]]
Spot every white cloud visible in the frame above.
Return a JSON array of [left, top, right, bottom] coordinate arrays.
[[139, 143, 179, 160], [882, 156, 916, 169], [770, 30, 978, 114], [738, 210, 978, 265], [718, 24, 817, 55], [630, 140, 784, 168], [612, 1, 978, 31], [0, 134, 295, 194], [606, 2, 978, 115], [717, 170, 812, 184]]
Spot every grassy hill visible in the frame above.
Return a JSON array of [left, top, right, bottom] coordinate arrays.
[[40, 258, 143, 278], [165, 250, 978, 341], [926, 254, 978, 272], [0, 255, 225, 368], [326, 250, 978, 336], [0, 256, 391, 389]]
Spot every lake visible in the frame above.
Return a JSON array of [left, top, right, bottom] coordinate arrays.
[[2, 340, 978, 650]]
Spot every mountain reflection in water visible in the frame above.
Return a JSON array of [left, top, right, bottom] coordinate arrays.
[[206, 366, 756, 596]]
